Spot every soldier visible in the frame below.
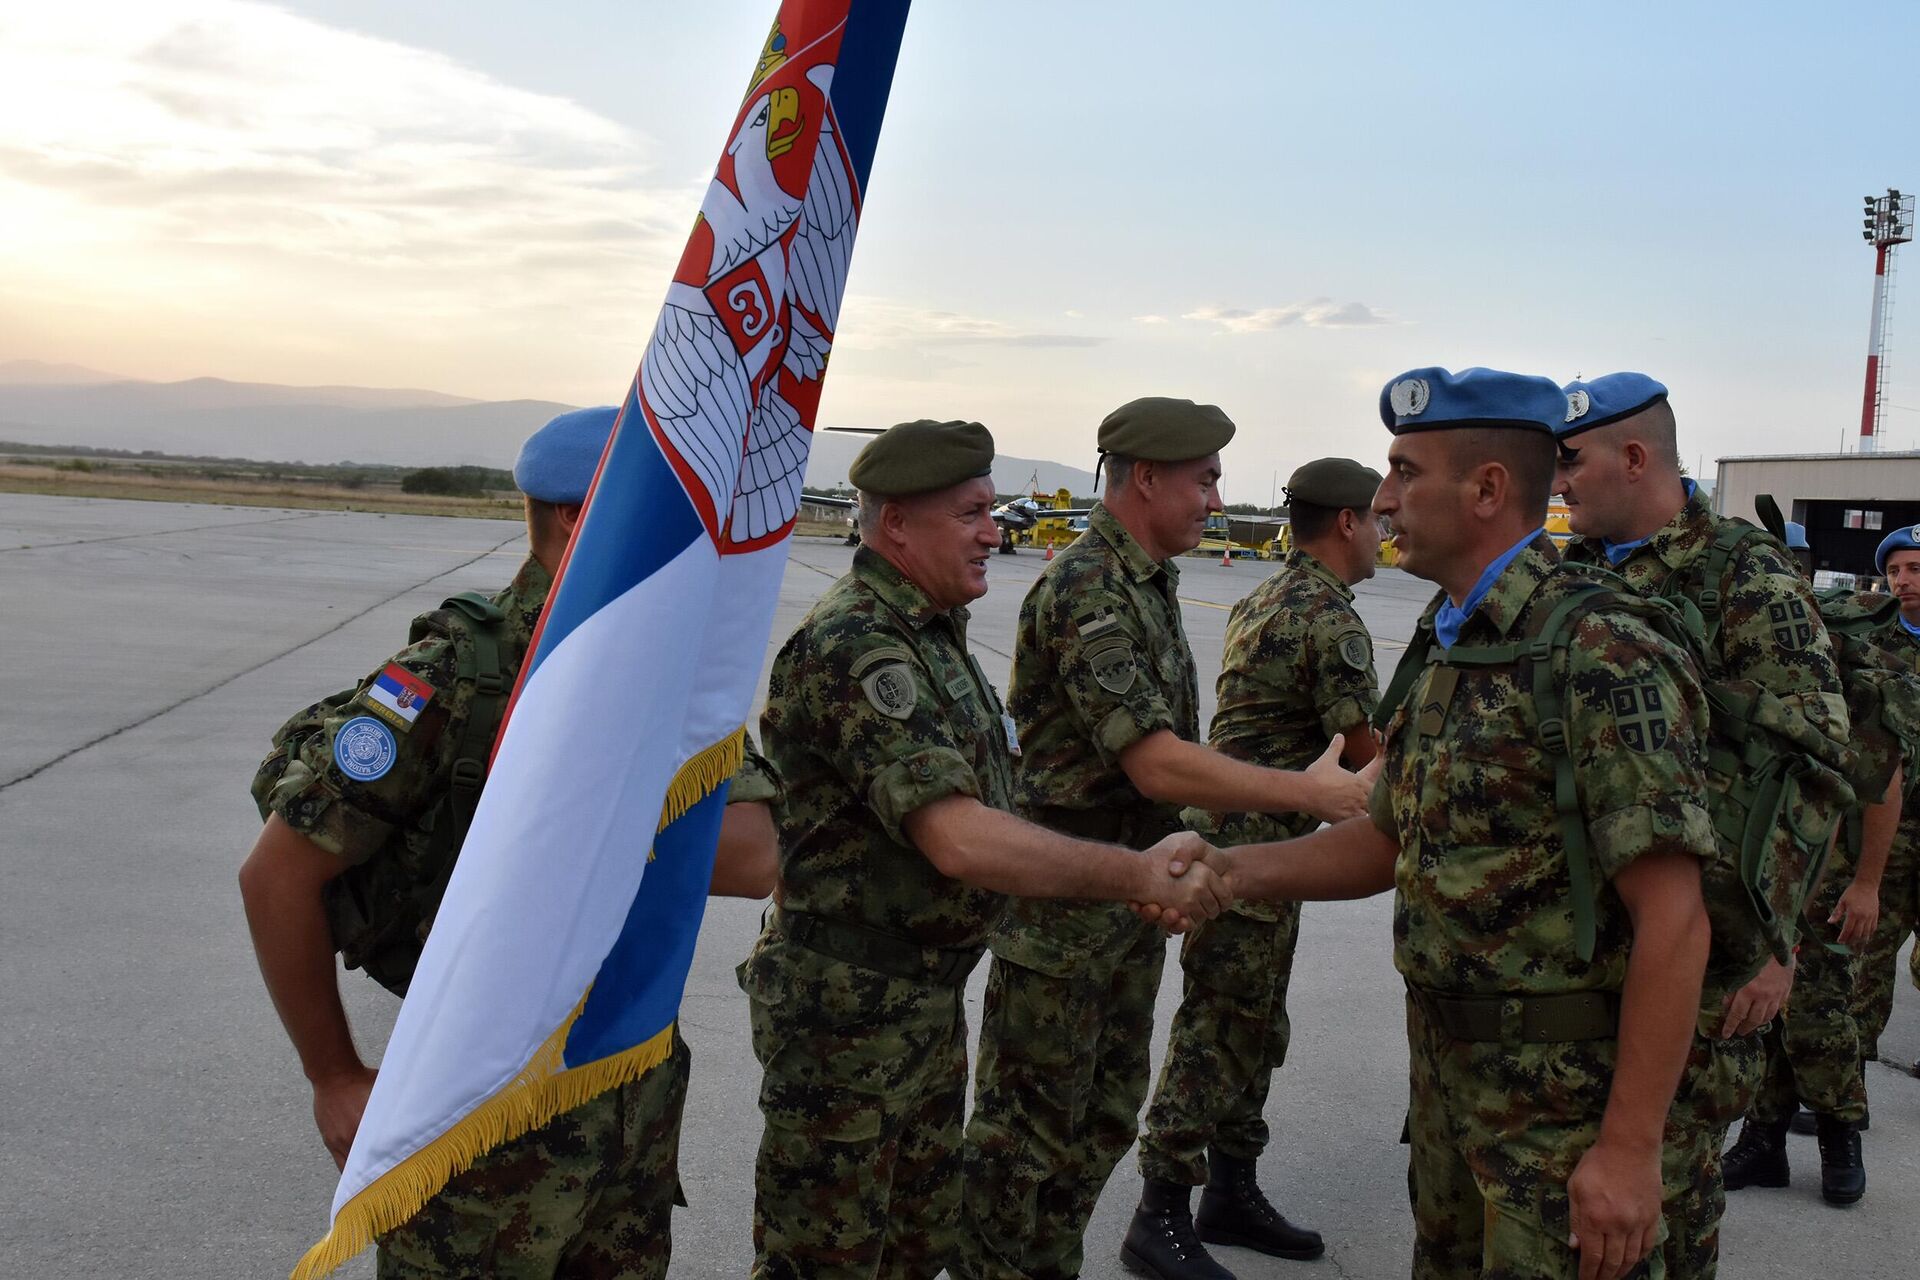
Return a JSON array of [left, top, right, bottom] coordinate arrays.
[[1729, 519, 1907, 1204], [1851, 526, 1920, 1091], [961, 399, 1375, 1280], [1127, 457, 1384, 1280], [1174, 366, 1717, 1280], [239, 406, 781, 1279], [741, 419, 1230, 1280], [1552, 373, 1854, 1266]]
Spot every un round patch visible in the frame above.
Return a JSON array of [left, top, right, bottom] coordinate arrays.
[[1565, 389, 1592, 422], [334, 715, 398, 782], [1388, 378, 1430, 418]]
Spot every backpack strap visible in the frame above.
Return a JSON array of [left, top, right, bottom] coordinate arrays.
[[1691, 521, 1763, 647], [410, 593, 510, 914], [1372, 617, 1439, 733]]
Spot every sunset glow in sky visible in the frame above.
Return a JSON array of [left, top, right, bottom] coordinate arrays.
[[3, 1, 1917, 488]]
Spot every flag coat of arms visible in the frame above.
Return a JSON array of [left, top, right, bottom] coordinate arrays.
[[294, 3, 911, 1273]]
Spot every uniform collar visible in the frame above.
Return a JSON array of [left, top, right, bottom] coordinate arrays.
[[502, 554, 553, 646], [1286, 547, 1354, 602], [1090, 502, 1180, 585], [1600, 478, 1706, 571], [1427, 533, 1559, 644], [852, 545, 961, 631]]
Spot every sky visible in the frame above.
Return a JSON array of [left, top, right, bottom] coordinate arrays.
[[2, 1, 1917, 493]]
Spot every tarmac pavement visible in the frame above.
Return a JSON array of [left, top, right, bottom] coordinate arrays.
[[1, 493, 1913, 1278]]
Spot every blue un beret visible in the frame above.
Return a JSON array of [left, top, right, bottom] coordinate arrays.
[[513, 406, 619, 503], [1875, 523, 1920, 575], [1557, 373, 1669, 442], [1378, 366, 1565, 436]]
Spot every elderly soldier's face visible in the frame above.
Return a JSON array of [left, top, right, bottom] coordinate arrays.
[[1144, 453, 1223, 556], [1375, 433, 1468, 585], [1887, 549, 1920, 621], [894, 476, 1003, 610]]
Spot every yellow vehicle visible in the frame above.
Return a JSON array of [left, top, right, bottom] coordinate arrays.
[[1545, 495, 1574, 547]]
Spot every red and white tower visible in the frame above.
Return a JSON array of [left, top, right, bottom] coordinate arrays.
[[1860, 188, 1915, 453]]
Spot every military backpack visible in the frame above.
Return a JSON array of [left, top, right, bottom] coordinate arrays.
[[250, 591, 510, 996], [1375, 558, 1854, 977]]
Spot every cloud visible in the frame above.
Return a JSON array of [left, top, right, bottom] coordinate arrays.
[[1183, 299, 1394, 332], [836, 299, 1105, 350], [0, 3, 695, 396], [1133, 314, 1170, 325]]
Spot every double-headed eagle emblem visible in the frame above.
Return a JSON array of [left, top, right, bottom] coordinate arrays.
[[636, 23, 857, 552]]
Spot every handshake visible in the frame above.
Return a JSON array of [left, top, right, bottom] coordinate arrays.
[[1129, 833, 1235, 933]]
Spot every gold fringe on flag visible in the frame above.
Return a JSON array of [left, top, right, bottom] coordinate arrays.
[[290, 726, 746, 1280]]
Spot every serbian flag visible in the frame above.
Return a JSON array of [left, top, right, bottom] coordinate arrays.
[[292, 3, 910, 1274]]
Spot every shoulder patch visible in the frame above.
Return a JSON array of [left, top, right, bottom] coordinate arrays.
[[1073, 603, 1123, 640], [361, 662, 436, 731], [333, 715, 399, 782], [849, 645, 915, 679], [1767, 598, 1815, 652], [1609, 681, 1671, 755], [1087, 637, 1138, 695], [860, 663, 919, 720], [1337, 631, 1372, 671]]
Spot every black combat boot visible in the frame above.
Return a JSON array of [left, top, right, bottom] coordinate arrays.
[[1722, 1115, 1790, 1190], [1122, 1179, 1235, 1280], [1814, 1113, 1865, 1205], [1792, 1104, 1870, 1135], [1194, 1150, 1326, 1261]]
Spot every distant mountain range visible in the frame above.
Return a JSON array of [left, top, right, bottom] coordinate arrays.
[[0, 365, 1096, 495]]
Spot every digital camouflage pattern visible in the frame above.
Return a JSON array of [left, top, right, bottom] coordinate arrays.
[[964, 922, 1165, 1280], [737, 939, 970, 1280], [1405, 1002, 1662, 1280], [758, 545, 1013, 949], [966, 502, 1196, 1279], [747, 545, 1015, 1277], [255, 554, 550, 869], [379, 1035, 692, 1279], [1565, 490, 1848, 1280], [257, 554, 741, 1275], [1374, 537, 1714, 1277], [1137, 550, 1377, 1186], [1852, 612, 1920, 1063]]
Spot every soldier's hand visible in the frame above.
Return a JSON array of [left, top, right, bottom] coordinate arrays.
[[1830, 877, 1881, 947], [1717, 955, 1794, 1038], [312, 1065, 379, 1171], [1300, 735, 1378, 824], [1566, 1136, 1662, 1280], [1140, 833, 1230, 925]]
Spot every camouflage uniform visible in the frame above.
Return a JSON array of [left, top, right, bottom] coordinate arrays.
[[1565, 486, 1849, 1278], [963, 502, 1197, 1280], [742, 545, 1015, 1280], [258, 556, 749, 1280], [1379, 536, 1716, 1280], [1136, 549, 1378, 1186], [1852, 614, 1920, 1065]]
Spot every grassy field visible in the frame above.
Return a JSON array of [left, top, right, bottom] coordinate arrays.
[[0, 461, 857, 539]]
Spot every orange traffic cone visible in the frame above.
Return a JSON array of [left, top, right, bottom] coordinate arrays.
[[1220, 543, 1233, 566], [1044, 540, 1055, 561]]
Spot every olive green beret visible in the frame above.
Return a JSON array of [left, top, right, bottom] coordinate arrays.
[[1097, 397, 1236, 462], [1285, 457, 1382, 511], [848, 420, 995, 496]]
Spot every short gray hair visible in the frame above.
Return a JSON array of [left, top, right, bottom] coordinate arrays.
[[1101, 452, 1140, 494], [856, 489, 887, 540]]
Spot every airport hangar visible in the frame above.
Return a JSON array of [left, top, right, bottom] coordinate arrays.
[[1715, 450, 1920, 581]]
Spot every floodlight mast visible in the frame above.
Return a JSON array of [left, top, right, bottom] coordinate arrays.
[[1860, 187, 1917, 453]]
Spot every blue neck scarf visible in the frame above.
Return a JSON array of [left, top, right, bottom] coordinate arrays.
[[1603, 478, 1696, 566], [1901, 613, 1920, 640], [1434, 529, 1544, 649]]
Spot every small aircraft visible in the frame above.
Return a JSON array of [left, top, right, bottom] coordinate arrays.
[[805, 434, 1091, 552]]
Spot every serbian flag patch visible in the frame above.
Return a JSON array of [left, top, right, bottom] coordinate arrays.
[[365, 663, 435, 730]]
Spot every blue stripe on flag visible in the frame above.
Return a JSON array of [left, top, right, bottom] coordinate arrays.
[[523, 383, 705, 685], [562, 781, 729, 1066], [833, 0, 911, 191]]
